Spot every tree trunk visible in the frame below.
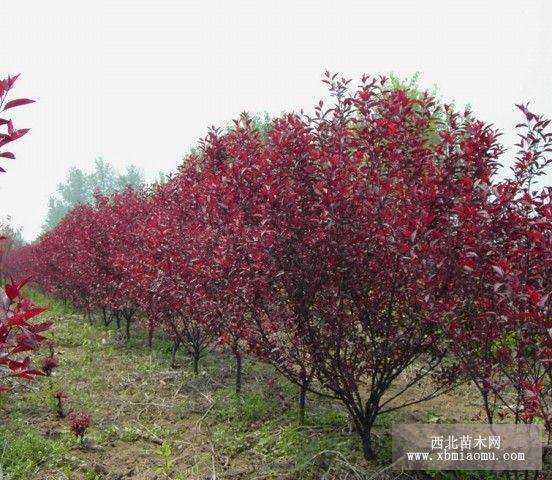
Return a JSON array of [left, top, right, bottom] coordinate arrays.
[[298, 381, 308, 425], [125, 317, 131, 340], [147, 322, 154, 349], [192, 352, 199, 375], [482, 389, 494, 424], [56, 397, 65, 418], [171, 339, 180, 368], [102, 307, 109, 326], [235, 352, 242, 395], [360, 429, 376, 460], [115, 311, 121, 330]]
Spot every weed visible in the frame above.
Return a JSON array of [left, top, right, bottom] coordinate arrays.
[[155, 441, 185, 480], [214, 388, 278, 425]]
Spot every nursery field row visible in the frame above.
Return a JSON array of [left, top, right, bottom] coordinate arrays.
[[2, 290, 514, 480], [1, 73, 551, 479]]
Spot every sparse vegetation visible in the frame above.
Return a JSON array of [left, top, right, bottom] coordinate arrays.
[[2, 300, 549, 478]]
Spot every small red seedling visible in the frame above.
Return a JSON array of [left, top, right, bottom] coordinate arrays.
[[68, 412, 91, 445], [40, 355, 59, 376]]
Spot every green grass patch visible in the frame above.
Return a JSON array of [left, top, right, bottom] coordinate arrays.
[[22, 287, 77, 317], [0, 428, 68, 480], [210, 386, 357, 477]]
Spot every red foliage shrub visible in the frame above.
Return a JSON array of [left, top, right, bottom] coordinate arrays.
[[68, 412, 91, 442], [185, 75, 513, 457], [447, 103, 551, 438], [0, 277, 49, 390], [7, 73, 551, 457]]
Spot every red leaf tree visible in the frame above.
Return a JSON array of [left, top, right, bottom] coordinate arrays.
[[448, 104, 551, 439], [9, 72, 551, 457], [190, 75, 512, 458], [137, 174, 217, 372]]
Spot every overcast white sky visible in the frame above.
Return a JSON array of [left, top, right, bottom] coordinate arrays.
[[1, 0, 551, 241]]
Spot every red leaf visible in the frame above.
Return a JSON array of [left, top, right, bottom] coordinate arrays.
[[7, 74, 20, 89], [528, 230, 542, 242], [529, 289, 541, 305], [12, 128, 29, 139], [5, 282, 19, 301], [3, 98, 35, 110]]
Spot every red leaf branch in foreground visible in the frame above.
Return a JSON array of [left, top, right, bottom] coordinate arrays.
[[0, 74, 34, 172], [0, 277, 50, 390], [0, 73, 49, 393]]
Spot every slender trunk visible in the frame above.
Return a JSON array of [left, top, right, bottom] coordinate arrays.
[[192, 352, 199, 375], [171, 339, 180, 368], [115, 311, 121, 330], [235, 352, 242, 395], [102, 307, 108, 326], [125, 316, 131, 340], [147, 322, 154, 349], [483, 390, 494, 424], [298, 381, 308, 425], [360, 428, 376, 460], [349, 410, 377, 461], [56, 397, 65, 418]]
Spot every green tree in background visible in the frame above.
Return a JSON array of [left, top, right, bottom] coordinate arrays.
[[116, 164, 143, 189], [389, 73, 446, 145], [0, 216, 24, 248], [42, 158, 144, 233]]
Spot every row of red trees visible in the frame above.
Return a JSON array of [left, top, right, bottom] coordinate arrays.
[[6, 74, 551, 459]]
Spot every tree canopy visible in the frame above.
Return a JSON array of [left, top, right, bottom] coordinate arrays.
[[42, 158, 143, 232]]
